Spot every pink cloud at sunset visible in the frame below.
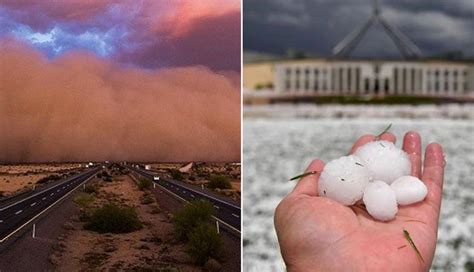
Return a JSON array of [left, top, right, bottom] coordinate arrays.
[[0, 0, 240, 71]]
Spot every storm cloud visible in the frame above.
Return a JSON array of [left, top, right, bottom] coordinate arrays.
[[0, 0, 241, 71], [244, 0, 474, 58]]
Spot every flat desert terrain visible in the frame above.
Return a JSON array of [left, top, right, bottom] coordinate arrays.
[[0, 163, 83, 197], [147, 162, 241, 201]]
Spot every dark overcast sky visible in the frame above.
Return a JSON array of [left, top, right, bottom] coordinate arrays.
[[244, 0, 474, 58]]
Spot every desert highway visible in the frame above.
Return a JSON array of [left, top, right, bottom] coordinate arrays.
[[127, 166, 241, 233], [0, 167, 100, 243]]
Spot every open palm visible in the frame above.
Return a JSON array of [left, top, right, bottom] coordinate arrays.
[[274, 131, 445, 272]]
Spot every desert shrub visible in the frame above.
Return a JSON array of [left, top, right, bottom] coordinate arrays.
[[187, 223, 222, 265], [99, 171, 112, 182], [74, 193, 95, 208], [170, 169, 183, 181], [150, 205, 162, 214], [140, 193, 155, 205], [84, 203, 142, 233], [172, 200, 213, 241], [37, 174, 61, 184], [137, 179, 152, 191], [83, 183, 98, 194], [208, 175, 232, 190]]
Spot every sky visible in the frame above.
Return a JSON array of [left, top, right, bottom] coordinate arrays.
[[0, 0, 241, 71], [244, 0, 474, 58], [0, 1, 241, 163]]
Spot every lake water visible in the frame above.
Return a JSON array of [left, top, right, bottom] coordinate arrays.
[[243, 104, 474, 271]]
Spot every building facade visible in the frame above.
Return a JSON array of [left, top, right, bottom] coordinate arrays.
[[273, 60, 474, 97]]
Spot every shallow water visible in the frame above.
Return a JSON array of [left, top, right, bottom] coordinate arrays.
[[243, 106, 474, 271]]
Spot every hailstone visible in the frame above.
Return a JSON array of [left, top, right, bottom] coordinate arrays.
[[363, 181, 398, 221], [391, 176, 428, 205], [318, 155, 372, 206], [354, 140, 411, 184]]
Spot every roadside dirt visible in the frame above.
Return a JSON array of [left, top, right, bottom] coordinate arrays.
[[51, 175, 200, 271], [0, 164, 83, 196], [148, 162, 241, 201], [0, 174, 48, 196]]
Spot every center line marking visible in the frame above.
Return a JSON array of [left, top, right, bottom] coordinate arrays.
[[31, 202, 36, 206], [15, 210, 23, 215], [50, 193, 54, 196], [42, 197, 47, 200], [232, 213, 240, 218]]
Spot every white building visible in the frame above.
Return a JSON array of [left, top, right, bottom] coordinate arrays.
[[274, 60, 474, 97]]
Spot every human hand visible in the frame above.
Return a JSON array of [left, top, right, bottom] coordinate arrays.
[[274, 131, 445, 271]]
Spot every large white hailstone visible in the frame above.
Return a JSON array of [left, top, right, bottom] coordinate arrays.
[[391, 176, 428, 205], [318, 155, 372, 206], [354, 140, 411, 184], [363, 181, 398, 221]]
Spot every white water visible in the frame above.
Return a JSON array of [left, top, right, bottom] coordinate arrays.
[[243, 104, 474, 271]]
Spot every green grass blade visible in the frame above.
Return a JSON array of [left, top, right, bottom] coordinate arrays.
[[403, 229, 424, 263], [375, 123, 392, 140], [289, 171, 318, 181]]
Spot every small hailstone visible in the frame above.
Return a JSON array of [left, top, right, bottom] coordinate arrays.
[[318, 155, 372, 206], [391, 176, 428, 205], [363, 181, 398, 221], [354, 140, 411, 184]]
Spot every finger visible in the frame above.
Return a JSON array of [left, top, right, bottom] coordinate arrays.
[[378, 132, 396, 143], [291, 159, 325, 196], [349, 134, 375, 154], [402, 131, 422, 178], [421, 143, 445, 212]]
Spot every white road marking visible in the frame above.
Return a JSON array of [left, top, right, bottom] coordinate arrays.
[[15, 210, 23, 215], [191, 194, 195, 198], [214, 205, 220, 209], [57, 189, 60, 192], [30, 202, 36, 207], [0, 171, 92, 211], [42, 197, 47, 200], [50, 193, 54, 196], [0, 170, 98, 243], [232, 213, 240, 218], [129, 167, 240, 234], [0, 220, 3, 223]]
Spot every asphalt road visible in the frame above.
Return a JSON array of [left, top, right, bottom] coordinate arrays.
[[127, 166, 241, 232], [0, 167, 100, 243]]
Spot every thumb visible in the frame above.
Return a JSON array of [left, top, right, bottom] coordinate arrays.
[[291, 159, 325, 196]]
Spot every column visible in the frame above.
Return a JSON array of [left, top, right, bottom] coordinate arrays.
[[448, 68, 454, 96], [398, 67, 403, 94], [358, 67, 364, 94], [406, 66, 412, 95], [350, 67, 356, 94], [308, 66, 315, 93], [417, 68, 423, 95], [274, 66, 284, 92], [421, 68, 427, 95], [389, 66, 395, 94], [327, 67, 333, 94], [340, 67, 346, 94]]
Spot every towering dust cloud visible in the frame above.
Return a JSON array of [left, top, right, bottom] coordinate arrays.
[[0, 40, 240, 163]]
